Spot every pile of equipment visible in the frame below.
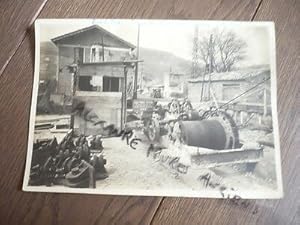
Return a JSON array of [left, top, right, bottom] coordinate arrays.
[[29, 130, 108, 188]]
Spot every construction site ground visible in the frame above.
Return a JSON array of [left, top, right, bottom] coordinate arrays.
[[95, 129, 277, 196]]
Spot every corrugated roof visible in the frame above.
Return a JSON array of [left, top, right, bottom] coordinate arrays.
[[188, 67, 270, 83], [51, 25, 135, 49]]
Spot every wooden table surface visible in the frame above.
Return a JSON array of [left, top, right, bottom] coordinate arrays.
[[0, 0, 299, 224]]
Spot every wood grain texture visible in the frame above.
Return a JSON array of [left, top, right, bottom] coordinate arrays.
[[151, 0, 300, 224], [36, 0, 260, 20], [0, 0, 298, 225], [0, 0, 48, 76]]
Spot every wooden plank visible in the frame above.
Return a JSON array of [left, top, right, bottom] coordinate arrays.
[[0, 0, 48, 76], [151, 0, 300, 224]]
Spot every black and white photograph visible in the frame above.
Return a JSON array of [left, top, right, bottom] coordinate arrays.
[[23, 19, 282, 199]]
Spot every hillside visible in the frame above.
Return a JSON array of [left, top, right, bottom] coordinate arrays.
[[40, 42, 58, 80], [138, 47, 191, 83]]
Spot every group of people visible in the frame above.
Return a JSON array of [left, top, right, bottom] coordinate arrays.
[[168, 98, 193, 115], [150, 97, 193, 119]]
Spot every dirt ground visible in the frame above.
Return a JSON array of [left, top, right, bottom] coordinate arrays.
[[96, 137, 191, 192], [34, 115, 278, 196], [95, 129, 277, 197]]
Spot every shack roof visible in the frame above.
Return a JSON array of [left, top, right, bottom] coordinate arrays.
[[188, 67, 270, 83], [51, 25, 135, 49]]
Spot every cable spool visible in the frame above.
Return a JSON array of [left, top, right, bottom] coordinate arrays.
[[205, 110, 240, 149], [177, 110, 239, 150]]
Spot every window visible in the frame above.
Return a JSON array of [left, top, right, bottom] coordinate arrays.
[[77, 76, 121, 92], [78, 76, 93, 91], [83, 48, 90, 63], [222, 83, 241, 101], [84, 45, 132, 63], [103, 76, 120, 92], [90, 45, 104, 62], [78, 76, 102, 92], [91, 48, 96, 62]]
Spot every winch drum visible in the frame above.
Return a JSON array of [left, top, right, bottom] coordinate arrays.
[[179, 120, 231, 150]]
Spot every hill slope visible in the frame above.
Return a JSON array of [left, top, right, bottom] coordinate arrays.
[[40, 42, 58, 80], [138, 47, 191, 82]]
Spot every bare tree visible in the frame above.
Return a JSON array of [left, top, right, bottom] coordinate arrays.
[[198, 34, 217, 73], [197, 30, 247, 74], [198, 36, 210, 67], [216, 31, 247, 72]]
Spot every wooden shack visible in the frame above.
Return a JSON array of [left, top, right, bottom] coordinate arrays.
[[187, 68, 271, 115], [51, 25, 139, 133]]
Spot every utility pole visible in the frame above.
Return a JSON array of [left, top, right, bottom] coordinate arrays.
[[70, 64, 78, 129], [133, 24, 140, 99], [200, 73, 205, 101], [208, 34, 213, 100], [263, 74, 268, 116], [192, 26, 199, 78]]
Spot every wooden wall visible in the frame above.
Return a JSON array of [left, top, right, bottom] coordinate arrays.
[[57, 46, 74, 95], [74, 93, 123, 131], [188, 78, 270, 104]]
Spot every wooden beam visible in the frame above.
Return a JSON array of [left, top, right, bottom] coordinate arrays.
[[123, 66, 128, 126], [263, 77, 268, 116], [133, 61, 138, 99], [101, 35, 105, 61]]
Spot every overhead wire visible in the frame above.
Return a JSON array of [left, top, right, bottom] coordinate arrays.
[[219, 77, 270, 109]]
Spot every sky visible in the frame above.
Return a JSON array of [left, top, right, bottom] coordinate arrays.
[[39, 19, 273, 66]]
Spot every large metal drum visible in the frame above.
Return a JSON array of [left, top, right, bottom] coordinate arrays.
[[179, 120, 228, 150]]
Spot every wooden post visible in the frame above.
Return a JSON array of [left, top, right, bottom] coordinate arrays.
[[209, 87, 219, 108], [121, 66, 128, 130], [101, 36, 105, 62], [133, 61, 138, 99], [70, 72, 75, 129], [56, 46, 60, 93], [234, 111, 238, 123], [258, 114, 262, 126], [70, 65, 79, 129], [208, 34, 213, 100], [124, 66, 128, 125], [133, 25, 140, 100], [240, 111, 245, 125], [263, 79, 267, 116], [200, 74, 205, 101]]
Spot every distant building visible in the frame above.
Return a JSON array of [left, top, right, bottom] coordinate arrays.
[[51, 25, 139, 132], [188, 68, 271, 114], [164, 72, 187, 98]]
